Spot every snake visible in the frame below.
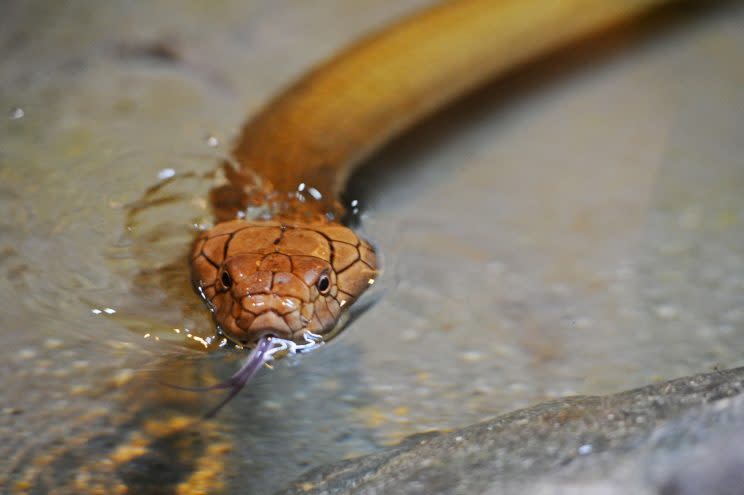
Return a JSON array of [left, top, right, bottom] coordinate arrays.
[[189, 0, 677, 403], [11, 1, 681, 493]]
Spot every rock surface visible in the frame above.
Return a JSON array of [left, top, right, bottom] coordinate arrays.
[[279, 367, 744, 495]]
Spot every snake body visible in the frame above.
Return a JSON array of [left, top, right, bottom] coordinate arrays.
[[192, 0, 674, 347]]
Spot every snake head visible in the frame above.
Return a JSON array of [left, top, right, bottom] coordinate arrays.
[[190, 219, 378, 345]]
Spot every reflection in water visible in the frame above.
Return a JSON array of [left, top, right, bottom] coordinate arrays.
[[7, 357, 231, 494]]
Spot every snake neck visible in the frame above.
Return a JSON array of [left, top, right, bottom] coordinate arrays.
[[209, 161, 345, 226]]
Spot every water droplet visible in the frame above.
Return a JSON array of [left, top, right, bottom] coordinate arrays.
[[157, 167, 176, 180], [307, 187, 322, 200], [9, 107, 24, 119], [205, 135, 219, 147], [281, 298, 298, 311], [578, 444, 593, 455]]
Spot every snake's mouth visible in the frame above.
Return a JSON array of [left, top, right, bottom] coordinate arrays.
[[236, 310, 294, 341]]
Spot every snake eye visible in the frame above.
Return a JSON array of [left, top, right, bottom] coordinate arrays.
[[316, 273, 330, 294], [220, 270, 232, 289]]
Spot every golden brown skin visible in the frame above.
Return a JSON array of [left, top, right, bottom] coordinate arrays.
[[191, 220, 376, 344], [192, 0, 675, 345]]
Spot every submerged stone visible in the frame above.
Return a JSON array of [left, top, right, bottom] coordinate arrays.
[[279, 367, 744, 495]]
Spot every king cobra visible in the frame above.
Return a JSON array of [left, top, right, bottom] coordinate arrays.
[[10, 1, 692, 493], [189, 0, 677, 404]]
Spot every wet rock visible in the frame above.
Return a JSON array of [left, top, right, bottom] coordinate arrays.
[[278, 367, 744, 495]]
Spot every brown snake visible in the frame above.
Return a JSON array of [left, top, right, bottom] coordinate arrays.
[[189, 0, 676, 370]]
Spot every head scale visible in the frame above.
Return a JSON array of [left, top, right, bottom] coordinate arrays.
[[191, 219, 377, 345]]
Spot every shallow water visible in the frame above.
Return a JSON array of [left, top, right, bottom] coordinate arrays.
[[1, 1, 743, 493]]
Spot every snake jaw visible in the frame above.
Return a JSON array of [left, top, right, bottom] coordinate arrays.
[[191, 219, 378, 346]]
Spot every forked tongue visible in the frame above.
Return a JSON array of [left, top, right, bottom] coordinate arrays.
[[166, 332, 325, 418]]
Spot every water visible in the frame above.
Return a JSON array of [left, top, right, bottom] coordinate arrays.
[[1, 1, 743, 493]]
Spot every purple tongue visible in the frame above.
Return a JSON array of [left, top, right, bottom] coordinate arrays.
[[165, 335, 275, 418], [201, 335, 275, 418]]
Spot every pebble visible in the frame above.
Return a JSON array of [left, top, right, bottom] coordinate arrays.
[[18, 348, 37, 359], [44, 338, 64, 349], [460, 350, 484, 362]]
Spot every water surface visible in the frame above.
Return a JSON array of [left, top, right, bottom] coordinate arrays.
[[1, 1, 743, 493]]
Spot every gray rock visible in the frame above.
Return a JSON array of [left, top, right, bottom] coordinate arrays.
[[278, 367, 744, 495]]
